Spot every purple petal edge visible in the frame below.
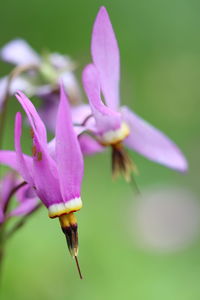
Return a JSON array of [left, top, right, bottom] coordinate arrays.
[[122, 106, 188, 172]]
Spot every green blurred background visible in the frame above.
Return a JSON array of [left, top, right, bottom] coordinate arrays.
[[0, 0, 200, 299]]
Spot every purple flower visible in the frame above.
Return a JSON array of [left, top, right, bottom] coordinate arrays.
[[0, 173, 38, 224], [0, 86, 84, 258], [0, 39, 82, 131], [82, 7, 188, 180]]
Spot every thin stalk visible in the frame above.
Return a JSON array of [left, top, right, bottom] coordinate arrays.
[[0, 225, 5, 284], [130, 174, 141, 196], [3, 181, 27, 214], [5, 203, 42, 241]]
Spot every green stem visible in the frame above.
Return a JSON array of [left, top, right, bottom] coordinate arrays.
[[5, 203, 42, 241], [130, 174, 141, 196], [4, 181, 27, 214], [0, 226, 5, 285]]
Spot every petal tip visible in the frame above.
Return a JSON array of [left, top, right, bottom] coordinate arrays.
[[98, 6, 107, 14], [176, 157, 189, 173]]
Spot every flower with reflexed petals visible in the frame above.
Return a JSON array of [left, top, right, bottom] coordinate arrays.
[[81, 6, 188, 181], [0, 86, 84, 277]]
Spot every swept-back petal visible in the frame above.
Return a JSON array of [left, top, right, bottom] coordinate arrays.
[[56, 84, 84, 201], [9, 185, 38, 217], [31, 127, 62, 208], [9, 197, 38, 217], [82, 64, 121, 134], [15, 93, 62, 208], [0, 150, 32, 173], [15, 112, 34, 185], [0, 39, 40, 66], [122, 106, 188, 172], [15, 91, 47, 144], [91, 6, 120, 110], [48, 126, 86, 160]]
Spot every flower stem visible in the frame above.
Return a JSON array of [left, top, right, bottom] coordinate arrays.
[[0, 225, 5, 284], [0, 64, 38, 149], [130, 174, 140, 196], [3, 181, 27, 214], [5, 203, 42, 241]]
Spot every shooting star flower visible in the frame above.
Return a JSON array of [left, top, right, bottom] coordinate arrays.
[[0, 86, 84, 278], [82, 6, 188, 180]]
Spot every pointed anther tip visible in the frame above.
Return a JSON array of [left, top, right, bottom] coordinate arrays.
[[74, 255, 83, 280]]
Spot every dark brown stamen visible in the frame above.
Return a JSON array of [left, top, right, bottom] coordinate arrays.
[[112, 142, 137, 182], [59, 213, 83, 279], [61, 223, 78, 257]]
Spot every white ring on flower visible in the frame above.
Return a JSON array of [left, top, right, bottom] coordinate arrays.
[[48, 197, 82, 218]]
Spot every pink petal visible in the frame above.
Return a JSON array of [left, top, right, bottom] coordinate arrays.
[[82, 64, 121, 134], [78, 134, 105, 155], [32, 131, 63, 207], [91, 6, 120, 110], [71, 103, 92, 124], [0, 39, 40, 66], [16, 184, 36, 203], [9, 197, 38, 217], [48, 125, 86, 160], [55, 84, 84, 201], [15, 113, 34, 185], [71, 104, 97, 133], [0, 150, 32, 173], [122, 106, 188, 172], [16, 91, 47, 145], [16, 93, 63, 208]]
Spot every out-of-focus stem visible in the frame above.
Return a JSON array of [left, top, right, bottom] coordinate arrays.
[[130, 174, 141, 196], [0, 64, 38, 149], [0, 246, 4, 285], [0, 226, 5, 284], [5, 203, 42, 241], [3, 181, 27, 214]]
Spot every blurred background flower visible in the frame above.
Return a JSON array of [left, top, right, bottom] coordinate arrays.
[[0, 0, 199, 300], [130, 186, 200, 252]]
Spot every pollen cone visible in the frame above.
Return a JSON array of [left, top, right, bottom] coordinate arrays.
[[112, 142, 138, 182], [59, 212, 78, 257]]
